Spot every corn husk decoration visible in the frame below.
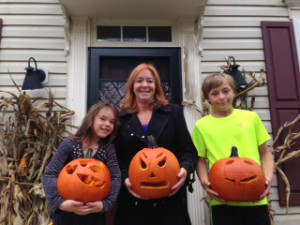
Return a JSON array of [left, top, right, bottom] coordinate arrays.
[[0, 76, 75, 225]]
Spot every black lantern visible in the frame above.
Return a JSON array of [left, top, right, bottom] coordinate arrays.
[[22, 57, 47, 90], [224, 56, 248, 91]]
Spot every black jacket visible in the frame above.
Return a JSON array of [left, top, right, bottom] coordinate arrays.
[[114, 104, 197, 225]]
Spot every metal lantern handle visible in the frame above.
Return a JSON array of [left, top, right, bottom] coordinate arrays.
[[228, 56, 236, 66], [28, 57, 38, 70]]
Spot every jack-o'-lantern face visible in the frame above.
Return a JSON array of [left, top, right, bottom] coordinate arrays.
[[57, 158, 111, 203], [129, 147, 180, 199], [210, 153, 265, 202]]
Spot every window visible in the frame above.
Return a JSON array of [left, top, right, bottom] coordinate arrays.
[[97, 26, 172, 42]]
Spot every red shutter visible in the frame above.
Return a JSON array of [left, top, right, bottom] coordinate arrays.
[[262, 21, 300, 206]]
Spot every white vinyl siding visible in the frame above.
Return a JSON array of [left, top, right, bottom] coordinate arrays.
[[199, 0, 300, 224], [0, 0, 67, 106]]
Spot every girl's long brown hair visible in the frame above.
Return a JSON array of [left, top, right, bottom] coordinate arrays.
[[72, 102, 120, 147], [121, 63, 169, 113]]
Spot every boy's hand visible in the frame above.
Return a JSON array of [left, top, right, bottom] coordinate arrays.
[[256, 176, 273, 202], [202, 180, 225, 203]]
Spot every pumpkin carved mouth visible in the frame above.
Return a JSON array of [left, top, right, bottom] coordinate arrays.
[[77, 174, 105, 187], [140, 181, 168, 189], [225, 175, 258, 184]]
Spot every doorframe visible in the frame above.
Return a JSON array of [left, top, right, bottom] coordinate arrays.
[[87, 47, 182, 109], [66, 16, 206, 225]]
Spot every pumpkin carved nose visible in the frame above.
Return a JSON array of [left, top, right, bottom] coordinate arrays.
[[150, 172, 156, 178]]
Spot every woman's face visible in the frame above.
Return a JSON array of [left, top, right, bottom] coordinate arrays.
[[133, 69, 156, 104]]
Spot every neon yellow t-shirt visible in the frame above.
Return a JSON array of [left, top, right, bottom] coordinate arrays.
[[192, 109, 270, 206]]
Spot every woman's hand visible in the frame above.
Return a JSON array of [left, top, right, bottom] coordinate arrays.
[[169, 168, 187, 197], [59, 200, 103, 215], [124, 178, 144, 199]]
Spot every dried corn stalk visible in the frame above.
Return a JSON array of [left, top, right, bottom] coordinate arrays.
[[271, 114, 300, 213], [0, 79, 75, 225]]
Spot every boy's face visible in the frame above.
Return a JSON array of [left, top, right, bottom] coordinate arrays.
[[208, 82, 235, 114]]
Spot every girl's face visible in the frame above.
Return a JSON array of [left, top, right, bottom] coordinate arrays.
[[133, 69, 156, 104], [208, 81, 235, 114], [93, 107, 116, 139]]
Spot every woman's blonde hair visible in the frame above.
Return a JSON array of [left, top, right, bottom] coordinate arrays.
[[73, 102, 120, 147], [202, 73, 236, 100], [121, 63, 169, 113]]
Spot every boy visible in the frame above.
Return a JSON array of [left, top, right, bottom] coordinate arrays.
[[192, 73, 274, 225]]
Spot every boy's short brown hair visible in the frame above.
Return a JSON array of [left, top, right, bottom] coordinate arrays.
[[202, 73, 236, 100]]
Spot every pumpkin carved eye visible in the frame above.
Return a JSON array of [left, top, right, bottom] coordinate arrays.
[[65, 165, 77, 174], [140, 158, 147, 169], [158, 157, 166, 167]]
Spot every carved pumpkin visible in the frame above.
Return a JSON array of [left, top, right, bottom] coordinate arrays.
[[129, 136, 180, 199], [209, 147, 265, 202], [57, 158, 111, 203]]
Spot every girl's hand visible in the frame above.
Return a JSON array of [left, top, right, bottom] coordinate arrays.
[[75, 201, 104, 215], [202, 180, 225, 203], [59, 200, 104, 215], [59, 200, 84, 213], [169, 168, 187, 197], [124, 178, 144, 199]]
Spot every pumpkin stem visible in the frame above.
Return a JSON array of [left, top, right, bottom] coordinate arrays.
[[148, 135, 158, 148], [230, 146, 239, 158], [85, 148, 93, 158]]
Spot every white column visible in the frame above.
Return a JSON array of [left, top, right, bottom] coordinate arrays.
[[67, 17, 90, 129], [179, 17, 210, 225]]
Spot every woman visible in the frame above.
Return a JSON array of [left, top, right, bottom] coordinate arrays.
[[114, 63, 197, 225]]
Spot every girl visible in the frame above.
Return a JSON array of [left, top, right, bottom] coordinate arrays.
[[43, 102, 121, 225], [192, 73, 275, 225]]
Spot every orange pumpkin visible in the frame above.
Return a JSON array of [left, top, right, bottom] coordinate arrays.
[[129, 136, 180, 199], [57, 158, 111, 203], [209, 147, 265, 202]]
